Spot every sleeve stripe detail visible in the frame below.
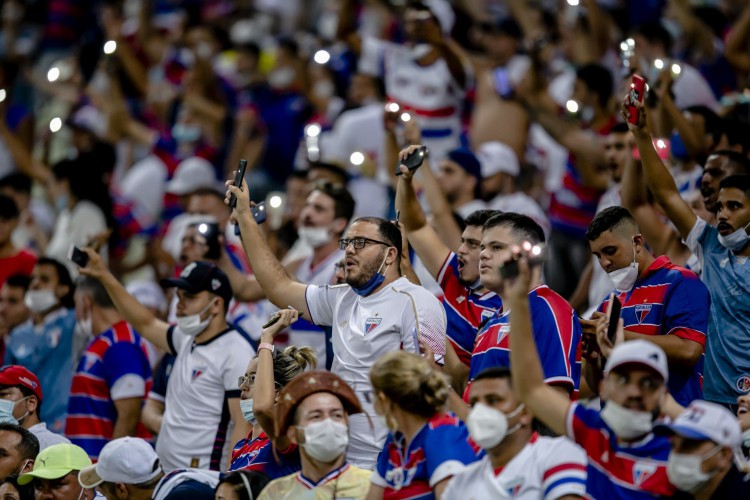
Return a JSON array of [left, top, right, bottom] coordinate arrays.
[[542, 463, 588, 480], [544, 477, 587, 498]]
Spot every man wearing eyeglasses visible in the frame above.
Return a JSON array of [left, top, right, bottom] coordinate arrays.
[[226, 179, 447, 470]]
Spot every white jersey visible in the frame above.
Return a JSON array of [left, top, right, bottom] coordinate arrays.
[[287, 248, 345, 365], [443, 435, 587, 500], [359, 36, 467, 162], [157, 326, 255, 472], [305, 277, 447, 468]]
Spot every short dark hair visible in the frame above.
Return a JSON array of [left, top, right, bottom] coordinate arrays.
[[36, 258, 75, 309], [312, 181, 355, 224], [217, 470, 270, 500], [634, 22, 673, 53], [576, 64, 613, 108], [709, 150, 750, 176], [354, 216, 403, 264], [465, 209, 502, 228], [0, 174, 32, 195], [610, 122, 630, 134], [685, 106, 722, 145], [0, 195, 19, 220], [308, 162, 349, 184], [719, 174, 750, 197], [483, 213, 545, 246], [4, 275, 30, 291], [0, 423, 39, 461], [76, 276, 115, 309], [585, 206, 638, 241], [473, 367, 512, 385], [191, 187, 226, 203]]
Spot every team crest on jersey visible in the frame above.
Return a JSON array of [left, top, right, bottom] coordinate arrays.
[[456, 295, 466, 304], [497, 325, 511, 344], [506, 478, 523, 496], [364, 318, 382, 336], [633, 462, 656, 486], [47, 328, 62, 349], [737, 376, 750, 393], [481, 309, 495, 322], [192, 366, 206, 381], [635, 304, 652, 324], [83, 353, 97, 371]]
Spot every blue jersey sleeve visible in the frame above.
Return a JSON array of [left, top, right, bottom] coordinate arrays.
[[102, 342, 151, 388], [530, 294, 579, 389], [375, 434, 394, 481], [663, 275, 709, 346], [423, 421, 481, 487]]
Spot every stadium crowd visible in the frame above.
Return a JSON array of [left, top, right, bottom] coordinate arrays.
[[1, 0, 750, 498]]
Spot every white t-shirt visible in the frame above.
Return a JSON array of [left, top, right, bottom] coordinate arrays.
[[443, 435, 587, 500], [359, 37, 468, 162], [28, 422, 70, 451], [46, 200, 108, 275], [456, 199, 488, 220], [156, 325, 255, 472], [673, 63, 719, 111], [305, 277, 447, 390]]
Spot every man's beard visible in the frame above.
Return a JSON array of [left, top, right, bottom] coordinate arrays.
[[346, 248, 386, 288]]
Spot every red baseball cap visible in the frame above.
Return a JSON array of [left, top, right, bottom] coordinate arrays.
[[0, 366, 42, 401]]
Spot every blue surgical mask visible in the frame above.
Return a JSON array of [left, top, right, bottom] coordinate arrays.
[[172, 124, 201, 144], [670, 131, 691, 161], [0, 397, 28, 426], [351, 252, 390, 297], [240, 398, 256, 425], [55, 194, 69, 212]]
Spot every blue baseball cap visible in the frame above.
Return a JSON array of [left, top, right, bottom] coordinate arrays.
[[655, 400, 741, 448], [446, 147, 482, 180]]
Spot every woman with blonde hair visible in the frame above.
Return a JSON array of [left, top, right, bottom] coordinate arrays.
[[367, 351, 482, 499], [229, 308, 316, 479]]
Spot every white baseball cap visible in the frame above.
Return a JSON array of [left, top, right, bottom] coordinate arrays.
[[165, 157, 217, 195], [78, 437, 162, 488], [423, 0, 455, 34], [656, 400, 741, 448], [604, 340, 669, 382], [476, 142, 520, 178], [126, 280, 167, 314]]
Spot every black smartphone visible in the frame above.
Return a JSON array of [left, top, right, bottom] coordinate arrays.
[[606, 293, 622, 344], [192, 221, 222, 260], [395, 146, 427, 176], [233, 201, 267, 236], [229, 159, 248, 209], [499, 243, 546, 280], [68, 245, 89, 267]]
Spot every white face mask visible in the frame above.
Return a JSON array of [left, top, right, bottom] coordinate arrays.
[[667, 445, 722, 493], [312, 80, 335, 100], [411, 43, 433, 60], [268, 66, 296, 89], [300, 419, 349, 463], [24, 290, 59, 314], [717, 222, 750, 252], [298, 227, 331, 248], [240, 399, 256, 425], [176, 300, 216, 337], [607, 239, 639, 293], [78, 314, 93, 337], [600, 400, 654, 440], [466, 402, 525, 449]]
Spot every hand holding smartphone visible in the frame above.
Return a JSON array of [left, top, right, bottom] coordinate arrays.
[[606, 293, 622, 344], [499, 243, 546, 280], [229, 159, 248, 209], [627, 75, 646, 125], [68, 245, 89, 268], [395, 146, 428, 176]]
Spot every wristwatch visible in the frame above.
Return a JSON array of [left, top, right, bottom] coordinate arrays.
[[258, 342, 275, 354]]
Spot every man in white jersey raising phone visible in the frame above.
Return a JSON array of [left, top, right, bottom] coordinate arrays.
[[226, 178, 447, 470]]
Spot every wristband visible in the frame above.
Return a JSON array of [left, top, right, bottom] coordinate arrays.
[[258, 342, 275, 354]]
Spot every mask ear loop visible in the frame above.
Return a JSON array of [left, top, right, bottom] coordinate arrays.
[[239, 472, 254, 500]]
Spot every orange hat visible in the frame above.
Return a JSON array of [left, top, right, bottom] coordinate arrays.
[[274, 371, 363, 437]]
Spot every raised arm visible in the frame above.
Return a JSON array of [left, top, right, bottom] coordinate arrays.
[[725, 3, 750, 73], [507, 255, 571, 437], [395, 145, 453, 277], [225, 179, 311, 318], [625, 99, 697, 239], [78, 248, 171, 352]]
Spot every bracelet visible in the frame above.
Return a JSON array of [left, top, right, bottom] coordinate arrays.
[[258, 342, 275, 354]]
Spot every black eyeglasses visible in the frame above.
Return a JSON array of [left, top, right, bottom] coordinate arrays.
[[338, 237, 390, 251]]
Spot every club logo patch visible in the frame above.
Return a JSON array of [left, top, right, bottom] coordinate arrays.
[[192, 367, 206, 381], [497, 325, 510, 344], [635, 304, 652, 324], [364, 317, 382, 336], [736, 376, 750, 393], [211, 279, 221, 291], [633, 462, 656, 486]]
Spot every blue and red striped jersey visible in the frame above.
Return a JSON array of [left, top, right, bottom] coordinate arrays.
[[229, 432, 300, 479], [598, 256, 709, 406], [565, 402, 675, 499], [65, 321, 152, 459], [437, 253, 502, 366], [373, 412, 483, 499], [468, 286, 582, 396]]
